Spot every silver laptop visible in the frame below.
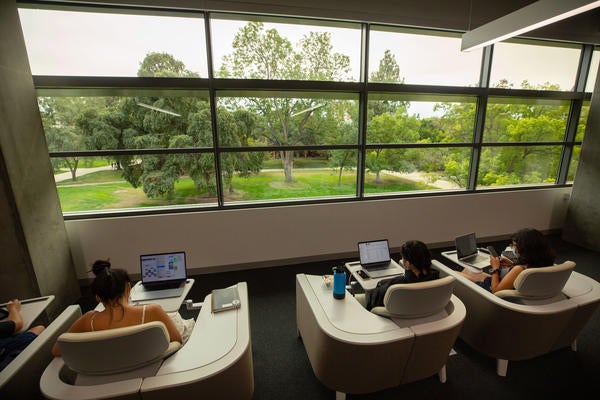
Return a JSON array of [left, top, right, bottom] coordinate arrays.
[[455, 233, 490, 269], [130, 251, 187, 302], [358, 239, 403, 279]]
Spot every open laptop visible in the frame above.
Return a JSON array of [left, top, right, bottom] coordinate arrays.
[[130, 251, 188, 302], [455, 233, 490, 269], [358, 239, 403, 279]]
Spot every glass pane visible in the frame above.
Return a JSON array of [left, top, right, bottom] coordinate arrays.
[[477, 145, 561, 187], [54, 154, 217, 213], [568, 145, 581, 183], [216, 92, 359, 146], [585, 48, 600, 92], [211, 16, 361, 82], [367, 94, 477, 143], [490, 40, 580, 91], [369, 27, 482, 86], [483, 98, 570, 142], [364, 148, 468, 195], [39, 93, 212, 152], [220, 150, 358, 204], [18, 8, 207, 77]]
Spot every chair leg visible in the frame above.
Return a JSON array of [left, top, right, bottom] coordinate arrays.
[[438, 365, 447, 383], [496, 359, 508, 377], [571, 339, 577, 351], [335, 391, 346, 400]]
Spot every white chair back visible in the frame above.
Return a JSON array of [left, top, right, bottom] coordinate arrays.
[[375, 275, 455, 318], [58, 321, 181, 375], [512, 260, 575, 298]]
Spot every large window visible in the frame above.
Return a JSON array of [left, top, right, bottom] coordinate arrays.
[[17, 4, 593, 217]]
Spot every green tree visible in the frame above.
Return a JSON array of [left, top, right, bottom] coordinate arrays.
[[218, 22, 351, 183]]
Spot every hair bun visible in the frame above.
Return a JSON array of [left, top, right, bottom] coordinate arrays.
[[92, 259, 111, 276]]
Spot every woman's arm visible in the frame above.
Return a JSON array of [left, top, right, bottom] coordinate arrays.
[[147, 304, 183, 344], [491, 264, 523, 293], [51, 312, 92, 356]]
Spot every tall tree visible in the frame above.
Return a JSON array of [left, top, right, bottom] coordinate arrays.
[[218, 22, 351, 183]]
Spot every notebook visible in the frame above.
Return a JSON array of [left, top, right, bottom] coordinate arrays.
[[358, 239, 403, 279], [455, 233, 490, 269], [130, 251, 188, 302]]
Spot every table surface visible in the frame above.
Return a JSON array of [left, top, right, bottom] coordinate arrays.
[[345, 260, 405, 291], [93, 279, 195, 313], [0, 295, 55, 332]]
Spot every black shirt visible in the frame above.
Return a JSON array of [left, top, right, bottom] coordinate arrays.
[[0, 320, 16, 338], [364, 268, 440, 311]]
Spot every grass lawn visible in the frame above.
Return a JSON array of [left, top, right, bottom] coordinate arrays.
[[56, 168, 433, 212]]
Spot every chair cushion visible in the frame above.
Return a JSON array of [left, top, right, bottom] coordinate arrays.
[[58, 321, 181, 375], [379, 275, 455, 318], [511, 261, 575, 299]]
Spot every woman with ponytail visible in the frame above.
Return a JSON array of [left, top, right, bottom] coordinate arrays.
[[52, 259, 182, 356]]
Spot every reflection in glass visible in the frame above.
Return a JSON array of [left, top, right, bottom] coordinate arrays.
[[39, 94, 212, 152], [369, 27, 481, 86], [220, 150, 358, 204], [490, 40, 580, 90], [483, 98, 569, 142], [54, 154, 218, 213], [18, 8, 207, 77], [478, 145, 562, 187], [211, 17, 361, 81], [363, 148, 468, 195]]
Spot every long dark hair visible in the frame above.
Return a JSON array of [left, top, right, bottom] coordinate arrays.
[[91, 259, 131, 306], [512, 228, 556, 268], [401, 240, 432, 271]]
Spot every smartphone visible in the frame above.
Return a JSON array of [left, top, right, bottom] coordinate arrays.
[[487, 246, 499, 257], [357, 270, 370, 279]]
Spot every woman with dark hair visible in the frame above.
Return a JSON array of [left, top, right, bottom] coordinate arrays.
[[52, 259, 182, 356], [363, 240, 439, 311], [462, 228, 556, 293]]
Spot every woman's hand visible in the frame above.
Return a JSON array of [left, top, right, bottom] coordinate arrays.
[[490, 256, 501, 269]]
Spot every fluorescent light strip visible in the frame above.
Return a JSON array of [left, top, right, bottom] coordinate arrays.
[[137, 102, 181, 117], [462, 0, 600, 52]]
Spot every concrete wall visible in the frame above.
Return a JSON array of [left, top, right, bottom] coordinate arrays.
[[562, 59, 600, 251], [0, 1, 79, 317], [66, 188, 571, 280]]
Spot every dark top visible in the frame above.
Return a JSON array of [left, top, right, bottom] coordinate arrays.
[[364, 268, 440, 311], [0, 320, 16, 338]]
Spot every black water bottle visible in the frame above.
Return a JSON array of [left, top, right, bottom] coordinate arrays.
[[332, 266, 346, 299]]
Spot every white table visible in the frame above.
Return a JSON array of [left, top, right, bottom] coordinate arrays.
[[345, 260, 405, 290], [0, 295, 55, 332], [94, 279, 195, 313]]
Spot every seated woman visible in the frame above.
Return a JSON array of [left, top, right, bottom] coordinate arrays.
[[461, 227, 556, 293], [52, 260, 184, 356], [363, 240, 439, 311]]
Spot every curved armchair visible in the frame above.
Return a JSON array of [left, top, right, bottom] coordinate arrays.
[[40, 282, 254, 400], [296, 273, 465, 399], [433, 259, 600, 377]]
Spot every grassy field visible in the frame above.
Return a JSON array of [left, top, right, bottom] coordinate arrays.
[[56, 168, 433, 212]]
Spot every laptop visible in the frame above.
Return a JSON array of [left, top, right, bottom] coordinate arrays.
[[455, 233, 490, 269], [358, 239, 404, 279], [130, 251, 188, 302]]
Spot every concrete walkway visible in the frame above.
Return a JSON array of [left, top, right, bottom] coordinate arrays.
[[54, 165, 113, 183]]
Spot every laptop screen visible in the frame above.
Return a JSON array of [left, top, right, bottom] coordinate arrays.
[[358, 239, 391, 268], [139, 251, 187, 285], [455, 233, 478, 259]]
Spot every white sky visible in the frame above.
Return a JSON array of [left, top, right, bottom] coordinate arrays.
[[18, 8, 597, 117]]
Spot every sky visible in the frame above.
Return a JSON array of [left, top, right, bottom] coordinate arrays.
[[17, 8, 598, 116]]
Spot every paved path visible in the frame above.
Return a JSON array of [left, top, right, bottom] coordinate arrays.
[[54, 165, 113, 183]]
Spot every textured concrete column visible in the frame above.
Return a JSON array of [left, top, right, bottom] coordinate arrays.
[[0, 1, 79, 317], [562, 62, 600, 251]]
